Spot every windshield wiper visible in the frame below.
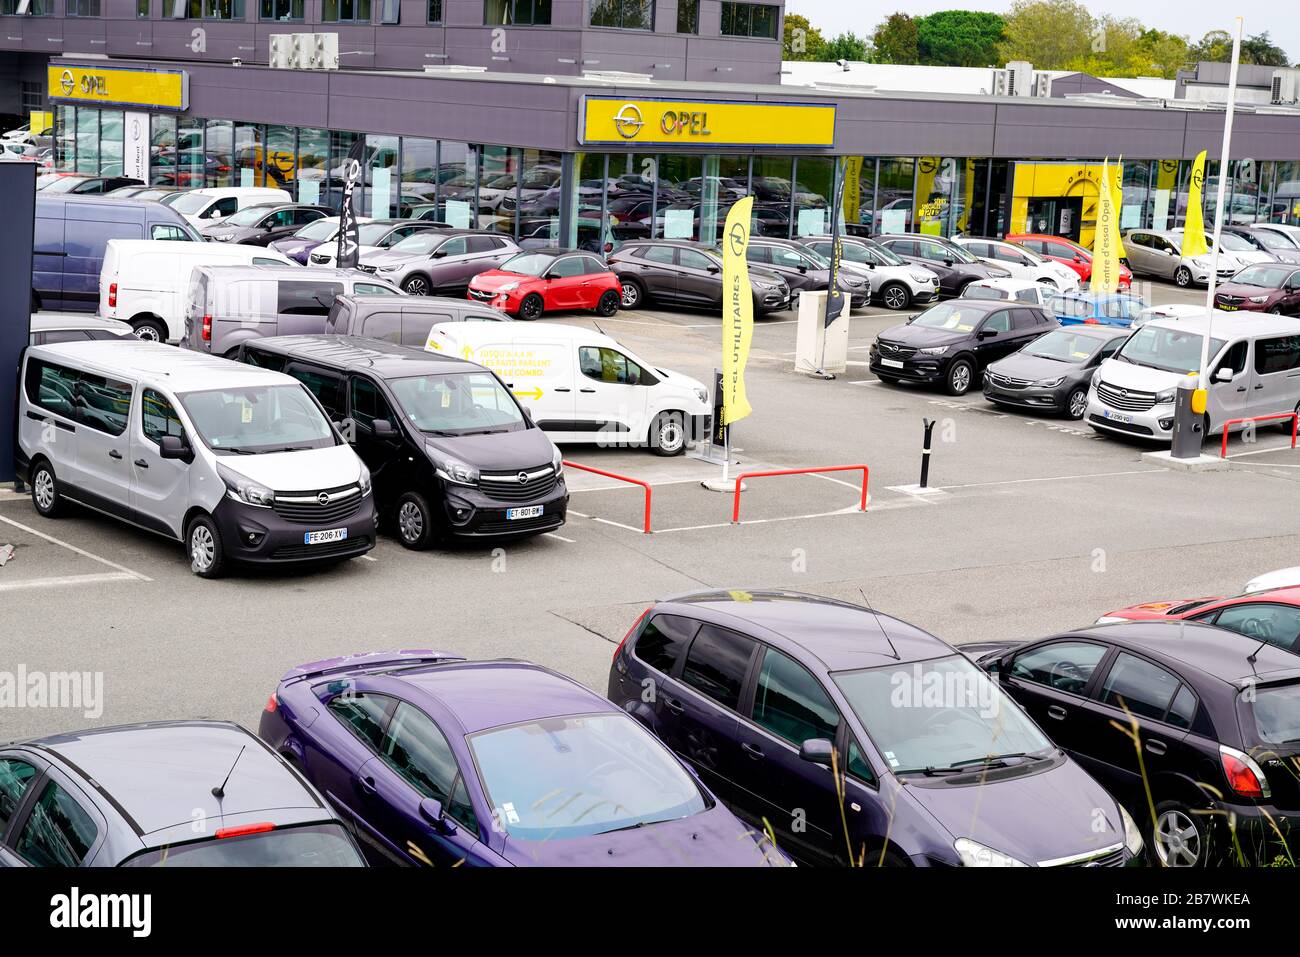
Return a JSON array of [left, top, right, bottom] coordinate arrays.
[[216, 446, 257, 455]]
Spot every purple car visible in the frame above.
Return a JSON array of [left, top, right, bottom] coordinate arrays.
[[268, 215, 346, 265], [258, 650, 790, 867]]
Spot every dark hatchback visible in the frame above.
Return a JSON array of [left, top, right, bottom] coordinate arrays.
[[983, 324, 1129, 419], [201, 202, 330, 245], [609, 590, 1144, 867], [745, 237, 871, 307], [607, 239, 791, 314], [970, 621, 1300, 866], [871, 299, 1059, 396], [238, 336, 566, 548], [876, 233, 1011, 296]]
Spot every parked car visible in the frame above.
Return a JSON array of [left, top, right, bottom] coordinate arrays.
[[970, 621, 1300, 866], [1252, 223, 1300, 251], [37, 173, 144, 195], [324, 294, 508, 348], [28, 313, 135, 346], [1130, 303, 1214, 329], [1096, 586, 1300, 657], [1123, 228, 1243, 288], [240, 336, 566, 546], [33, 194, 200, 312], [309, 219, 449, 267], [1007, 233, 1134, 290], [0, 720, 367, 867], [258, 649, 789, 866], [607, 239, 791, 314], [870, 299, 1059, 396], [951, 237, 1081, 289], [1213, 263, 1300, 315], [269, 215, 370, 265], [800, 235, 940, 311], [1085, 312, 1300, 442], [1245, 567, 1300, 594], [468, 249, 622, 320], [1221, 225, 1300, 265], [200, 203, 331, 245], [609, 590, 1144, 867], [1043, 290, 1148, 327], [426, 320, 710, 455], [876, 233, 1011, 297], [360, 229, 520, 297], [961, 278, 1054, 307], [744, 236, 870, 307], [167, 186, 292, 228], [17, 340, 377, 577], [983, 325, 1129, 419], [1212, 230, 1279, 266]]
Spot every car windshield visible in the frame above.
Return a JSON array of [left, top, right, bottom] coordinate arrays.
[[911, 302, 987, 332], [390, 232, 443, 255], [499, 252, 556, 277], [866, 242, 906, 266], [390, 372, 524, 435], [1232, 264, 1293, 288], [122, 823, 364, 867], [159, 192, 186, 207], [178, 384, 336, 454], [1215, 233, 1254, 252], [1045, 293, 1097, 319], [833, 655, 1053, 775], [225, 206, 275, 227], [469, 713, 707, 840], [963, 285, 1008, 301], [800, 245, 831, 268], [1252, 230, 1293, 251], [357, 223, 401, 245], [41, 176, 93, 194], [294, 219, 337, 241], [1024, 329, 1114, 363], [1115, 326, 1227, 374], [169, 192, 218, 214], [1250, 683, 1300, 745], [943, 242, 980, 264]]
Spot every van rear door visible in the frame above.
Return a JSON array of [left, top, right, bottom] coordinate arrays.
[[65, 202, 144, 310], [33, 206, 67, 309]]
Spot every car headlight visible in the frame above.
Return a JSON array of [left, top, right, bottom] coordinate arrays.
[[1036, 376, 1065, 388], [216, 462, 275, 507], [1192, 257, 1211, 268], [954, 838, 1028, 867], [910, 273, 933, 283], [1155, 389, 1176, 404], [499, 281, 521, 293], [1119, 804, 1145, 857], [988, 266, 1011, 278], [917, 345, 948, 356], [1249, 295, 1268, 303], [431, 451, 479, 486], [376, 264, 398, 272], [358, 462, 372, 496], [551, 444, 564, 477], [1090, 370, 1102, 388]]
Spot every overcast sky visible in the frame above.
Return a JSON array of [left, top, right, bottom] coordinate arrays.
[[784, 2, 1298, 64]]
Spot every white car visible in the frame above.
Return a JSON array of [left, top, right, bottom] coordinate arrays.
[[1253, 224, 1300, 250], [1213, 231, 1277, 266], [959, 278, 1053, 306], [1244, 567, 1300, 593], [1129, 303, 1231, 329], [800, 235, 940, 311], [952, 238, 1081, 290], [166, 186, 292, 228], [307, 221, 444, 268], [29, 313, 135, 346]]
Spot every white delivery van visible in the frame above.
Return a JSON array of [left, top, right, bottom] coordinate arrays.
[[100, 239, 295, 342], [167, 187, 292, 227], [424, 321, 710, 455]]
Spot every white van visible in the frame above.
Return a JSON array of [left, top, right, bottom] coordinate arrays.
[[17, 340, 376, 577], [166, 187, 293, 227], [1086, 312, 1300, 442], [100, 239, 295, 342], [425, 321, 710, 455]]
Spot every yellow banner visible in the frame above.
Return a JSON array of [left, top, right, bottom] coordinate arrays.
[[1090, 158, 1123, 294], [1183, 150, 1209, 258], [581, 97, 835, 148], [842, 156, 863, 226], [721, 197, 755, 427], [48, 65, 187, 111]]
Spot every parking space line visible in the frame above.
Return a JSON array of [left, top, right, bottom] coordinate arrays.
[[0, 514, 153, 581], [0, 571, 140, 593], [1220, 443, 1299, 459], [360, 554, 378, 562], [543, 532, 577, 543], [938, 468, 1167, 491]]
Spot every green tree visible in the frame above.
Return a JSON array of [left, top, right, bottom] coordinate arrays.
[[823, 32, 871, 63], [997, 0, 1093, 69], [916, 10, 1007, 67], [1189, 29, 1291, 67], [783, 13, 827, 61], [871, 13, 919, 64]]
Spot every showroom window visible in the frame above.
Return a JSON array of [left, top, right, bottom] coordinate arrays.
[[323, 0, 370, 22], [203, 0, 244, 17], [1, 0, 51, 13], [260, 0, 302, 19], [427, 0, 441, 21], [484, 0, 550, 25], [67, 0, 100, 15], [137, 0, 148, 14], [590, 0, 653, 29], [720, 1, 777, 39], [676, 0, 696, 32]]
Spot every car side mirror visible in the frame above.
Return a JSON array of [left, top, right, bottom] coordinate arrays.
[[418, 797, 457, 834], [431, 250, 446, 258], [372, 418, 395, 437], [977, 329, 998, 340], [799, 738, 835, 767], [707, 265, 720, 274], [1213, 367, 1233, 383], [943, 258, 954, 267], [159, 435, 190, 462]]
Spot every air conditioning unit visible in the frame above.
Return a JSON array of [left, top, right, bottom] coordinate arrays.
[[1271, 68, 1300, 105], [1006, 60, 1034, 97], [990, 69, 1010, 96], [1032, 72, 1053, 98], [268, 33, 294, 69], [307, 32, 338, 70], [269, 32, 339, 70]]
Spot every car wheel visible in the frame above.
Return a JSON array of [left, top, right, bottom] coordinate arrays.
[[187, 514, 226, 579], [395, 492, 435, 550], [648, 410, 687, 457], [1150, 801, 1212, 867], [30, 460, 65, 518], [596, 289, 620, 317], [1064, 387, 1088, 420], [945, 358, 974, 396], [1174, 266, 1193, 288], [620, 279, 645, 309], [401, 275, 430, 296], [518, 293, 545, 321], [880, 282, 910, 311], [131, 317, 167, 342], [1040, 277, 1058, 288]]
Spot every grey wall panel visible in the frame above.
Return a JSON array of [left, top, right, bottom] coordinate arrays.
[[992, 102, 1189, 159]]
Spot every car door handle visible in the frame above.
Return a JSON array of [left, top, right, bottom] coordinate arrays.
[[1145, 739, 1168, 756], [133, 459, 149, 469], [553, 387, 571, 393], [356, 774, 378, 795], [1253, 384, 1264, 390], [108, 449, 123, 460], [741, 742, 764, 760], [580, 388, 596, 393], [1237, 386, 1248, 392], [664, 698, 684, 715], [1046, 705, 1067, 721]]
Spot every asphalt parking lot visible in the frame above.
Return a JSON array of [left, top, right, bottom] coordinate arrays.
[[5, 276, 1300, 741]]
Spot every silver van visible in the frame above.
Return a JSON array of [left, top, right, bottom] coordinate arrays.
[[324, 294, 509, 348], [183, 265, 401, 357]]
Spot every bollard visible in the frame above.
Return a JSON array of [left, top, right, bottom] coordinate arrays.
[[920, 418, 936, 488]]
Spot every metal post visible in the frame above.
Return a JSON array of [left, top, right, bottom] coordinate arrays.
[[920, 418, 936, 488]]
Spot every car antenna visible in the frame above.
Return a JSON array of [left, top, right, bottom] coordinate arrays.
[[211, 745, 246, 799], [857, 587, 900, 661], [592, 320, 607, 337]]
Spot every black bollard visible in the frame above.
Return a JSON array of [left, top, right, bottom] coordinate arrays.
[[920, 418, 936, 488]]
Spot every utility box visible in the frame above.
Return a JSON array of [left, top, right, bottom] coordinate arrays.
[[794, 290, 849, 376]]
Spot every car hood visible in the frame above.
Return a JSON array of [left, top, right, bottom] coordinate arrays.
[[1217, 282, 1282, 300], [364, 248, 427, 268], [1094, 357, 1188, 390], [988, 353, 1087, 382], [879, 322, 969, 348], [270, 237, 317, 255], [1103, 597, 1220, 620], [469, 270, 531, 292], [424, 426, 555, 472], [1230, 251, 1276, 265], [213, 443, 364, 492], [202, 224, 249, 240], [498, 805, 787, 867], [903, 757, 1127, 865], [748, 266, 786, 286]]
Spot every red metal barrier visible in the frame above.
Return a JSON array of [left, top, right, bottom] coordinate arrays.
[[731, 465, 870, 524], [1220, 413, 1299, 459], [562, 461, 653, 534]]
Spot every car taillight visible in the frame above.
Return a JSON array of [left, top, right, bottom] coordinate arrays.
[[1220, 744, 1269, 799], [215, 822, 275, 840], [264, 693, 278, 713], [201, 315, 212, 341], [615, 607, 652, 662], [108, 282, 117, 308]]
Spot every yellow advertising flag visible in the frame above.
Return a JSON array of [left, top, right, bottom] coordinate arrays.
[[1183, 150, 1209, 258], [721, 196, 755, 426], [842, 156, 863, 227], [1090, 158, 1122, 294]]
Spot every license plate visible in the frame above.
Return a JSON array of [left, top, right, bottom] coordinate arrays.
[[507, 506, 544, 520], [304, 528, 348, 545], [1102, 410, 1133, 425], [1220, 304, 1237, 311], [880, 358, 904, 369]]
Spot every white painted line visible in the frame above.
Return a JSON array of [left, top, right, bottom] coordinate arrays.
[[591, 516, 648, 534], [0, 571, 139, 593], [849, 380, 872, 386], [360, 554, 378, 562], [0, 515, 153, 581], [543, 532, 577, 543], [1220, 443, 1299, 459], [937, 468, 1167, 491], [651, 503, 868, 534], [568, 509, 591, 518]]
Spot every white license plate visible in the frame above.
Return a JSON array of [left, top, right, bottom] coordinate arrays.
[[1102, 410, 1133, 425], [304, 528, 348, 545], [507, 506, 544, 520], [880, 358, 905, 369]]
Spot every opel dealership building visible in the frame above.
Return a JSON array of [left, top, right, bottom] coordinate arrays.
[[5, 1, 1300, 249]]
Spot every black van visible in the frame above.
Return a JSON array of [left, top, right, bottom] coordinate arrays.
[[237, 335, 567, 547]]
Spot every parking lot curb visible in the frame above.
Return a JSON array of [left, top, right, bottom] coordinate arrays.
[[1139, 450, 1231, 472]]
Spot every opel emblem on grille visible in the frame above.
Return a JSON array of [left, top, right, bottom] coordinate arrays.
[[1120, 390, 1128, 398], [517, 472, 529, 485], [318, 492, 331, 506]]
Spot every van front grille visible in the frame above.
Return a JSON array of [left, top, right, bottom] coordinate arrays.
[[272, 484, 364, 524], [478, 466, 558, 503], [1096, 381, 1156, 412]]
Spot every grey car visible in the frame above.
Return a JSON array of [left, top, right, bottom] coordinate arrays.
[[359, 229, 521, 296], [325, 293, 510, 347], [608, 239, 792, 313], [982, 324, 1129, 419], [201, 202, 331, 246], [744, 237, 871, 308], [0, 721, 366, 866]]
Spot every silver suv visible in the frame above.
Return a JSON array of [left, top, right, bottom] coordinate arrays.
[[358, 229, 521, 297]]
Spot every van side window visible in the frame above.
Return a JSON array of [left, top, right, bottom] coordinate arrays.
[[402, 312, 452, 346], [25, 360, 79, 420], [349, 377, 394, 430], [208, 197, 238, 219], [1254, 335, 1300, 376], [151, 224, 190, 242], [278, 282, 344, 316], [354, 283, 399, 297], [1214, 341, 1249, 378], [579, 346, 645, 386], [243, 347, 286, 372], [361, 310, 403, 343], [75, 372, 132, 437], [141, 389, 184, 445], [252, 257, 284, 267], [289, 365, 345, 418]]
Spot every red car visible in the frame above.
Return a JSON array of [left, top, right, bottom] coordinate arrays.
[[468, 248, 622, 320], [1006, 233, 1133, 290], [1097, 585, 1300, 655]]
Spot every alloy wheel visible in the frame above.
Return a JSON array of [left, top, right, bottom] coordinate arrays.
[[620, 282, 641, 308], [883, 285, 908, 310], [1068, 389, 1088, 418], [950, 364, 971, 394], [1153, 809, 1201, 867], [404, 277, 429, 296]]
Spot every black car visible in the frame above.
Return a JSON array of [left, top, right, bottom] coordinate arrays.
[[1221, 225, 1300, 265], [608, 239, 791, 313], [870, 299, 1059, 396], [202, 202, 331, 246], [970, 621, 1300, 867], [876, 233, 1010, 296], [745, 237, 871, 308], [983, 325, 1128, 419], [237, 336, 567, 548]]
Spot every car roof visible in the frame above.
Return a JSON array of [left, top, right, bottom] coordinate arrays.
[[1142, 312, 1300, 337], [967, 277, 1041, 291], [251, 334, 481, 376], [925, 298, 1005, 313], [1068, 620, 1300, 685], [509, 246, 587, 257], [344, 294, 479, 310], [25, 721, 322, 837], [196, 264, 381, 281], [27, 339, 297, 389], [656, 589, 955, 672], [30, 313, 131, 332]]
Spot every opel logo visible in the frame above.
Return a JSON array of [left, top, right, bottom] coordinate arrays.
[[60, 69, 74, 97], [318, 492, 331, 506], [728, 221, 747, 257], [517, 472, 529, 485], [612, 103, 644, 140], [1120, 390, 1128, 398]]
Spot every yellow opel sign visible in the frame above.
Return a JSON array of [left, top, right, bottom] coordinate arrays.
[[48, 65, 188, 112], [580, 97, 835, 148]]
